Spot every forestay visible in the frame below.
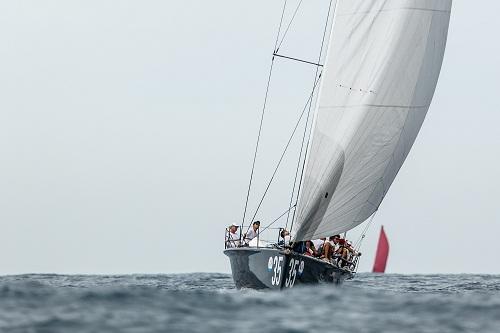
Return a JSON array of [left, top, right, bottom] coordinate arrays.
[[293, 0, 452, 241]]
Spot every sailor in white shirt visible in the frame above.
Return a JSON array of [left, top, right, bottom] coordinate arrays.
[[226, 223, 241, 248], [244, 221, 260, 245], [323, 235, 341, 262], [279, 229, 291, 246]]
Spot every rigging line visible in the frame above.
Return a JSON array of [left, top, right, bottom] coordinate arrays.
[[354, 222, 371, 250], [273, 53, 323, 67], [276, 0, 304, 52], [241, 0, 288, 229], [246, 72, 323, 230], [241, 58, 275, 228], [284, 109, 310, 231], [288, 0, 336, 237], [259, 204, 297, 235], [354, 210, 378, 251], [274, 0, 289, 51], [354, 210, 378, 274], [285, 0, 332, 231]]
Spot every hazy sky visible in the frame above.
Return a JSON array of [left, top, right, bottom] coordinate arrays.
[[1, 1, 499, 275]]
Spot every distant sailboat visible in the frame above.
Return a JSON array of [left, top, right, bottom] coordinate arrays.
[[225, 0, 452, 289], [373, 226, 390, 273]]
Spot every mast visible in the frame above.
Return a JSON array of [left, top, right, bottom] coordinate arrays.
[[290, 0, 340, 237]]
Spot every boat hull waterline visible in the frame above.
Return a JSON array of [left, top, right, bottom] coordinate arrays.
[[224, 248, 353, 290]]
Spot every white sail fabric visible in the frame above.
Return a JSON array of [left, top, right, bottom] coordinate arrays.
[[293, 0, 452, 241]]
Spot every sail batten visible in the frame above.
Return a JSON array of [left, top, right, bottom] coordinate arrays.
[[293, 0, 452, 241]]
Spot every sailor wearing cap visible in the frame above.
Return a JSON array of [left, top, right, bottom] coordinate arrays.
[[226, 223, 241, 248], [243, 221, 260, 245]]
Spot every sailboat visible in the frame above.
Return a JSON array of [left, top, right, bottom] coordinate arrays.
[[373, 226, 390, 273], [225, 0, 452, 289]]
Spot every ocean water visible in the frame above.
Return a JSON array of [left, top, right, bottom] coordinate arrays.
[[0, 274, 499, 333]]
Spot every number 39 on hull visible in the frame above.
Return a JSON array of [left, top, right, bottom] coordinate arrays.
[[224, 248, 353, 290]]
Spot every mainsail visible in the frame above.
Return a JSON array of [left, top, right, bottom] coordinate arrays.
[[293, 0, 452, 240]]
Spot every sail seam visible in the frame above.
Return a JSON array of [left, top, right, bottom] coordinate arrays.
[[320, 104, 428, 109], [329, 6, 439, 229], [354, 8, 441, 222], [290, 0, 451, 240], [338, 8, 451, 17], [346, 20, 434, 228]]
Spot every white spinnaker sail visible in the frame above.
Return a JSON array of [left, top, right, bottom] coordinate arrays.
[[293, 0, 452, 241]]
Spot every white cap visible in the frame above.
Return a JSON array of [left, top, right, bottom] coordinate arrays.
[[230, 223, 239, 228]]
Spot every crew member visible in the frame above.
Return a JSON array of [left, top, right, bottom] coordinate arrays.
[[226, 223, 241, 248], [244, 221, 260, 245]]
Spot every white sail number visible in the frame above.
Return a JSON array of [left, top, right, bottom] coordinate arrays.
[[284, 258, 304, 288], [270, 256, 284, 286]]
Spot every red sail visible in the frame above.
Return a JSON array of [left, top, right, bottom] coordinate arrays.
[[372, 226, 389, 273]]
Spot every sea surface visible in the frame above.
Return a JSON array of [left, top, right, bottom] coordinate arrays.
[[0, 273, 499, 333]]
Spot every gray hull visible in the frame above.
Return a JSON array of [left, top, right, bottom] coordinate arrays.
[[224, 248, 353, 290]]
